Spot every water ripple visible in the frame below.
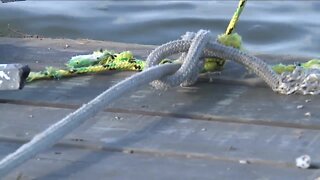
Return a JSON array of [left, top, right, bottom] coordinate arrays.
[[0, 1, 319, 57]]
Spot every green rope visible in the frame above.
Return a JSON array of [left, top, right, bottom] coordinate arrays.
[[272, 59, 320, 74], [204, 0, 246, 72], [27, 50, 145, 82]]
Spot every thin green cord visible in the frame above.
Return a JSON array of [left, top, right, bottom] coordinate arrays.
[[272, 59, 320, 74]]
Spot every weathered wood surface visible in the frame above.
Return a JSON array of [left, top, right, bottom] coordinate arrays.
[[0, 37, 320, 179]]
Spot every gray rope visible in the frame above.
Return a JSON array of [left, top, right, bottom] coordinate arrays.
[[0, 30, 212, 178], [147, 37, 281, 91], [0, 63, 181, 178], [178, 31, 205, 87], [148, 30, 211, 89]]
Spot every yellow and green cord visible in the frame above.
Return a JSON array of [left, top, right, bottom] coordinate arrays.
[[27, 50, 145, 82]]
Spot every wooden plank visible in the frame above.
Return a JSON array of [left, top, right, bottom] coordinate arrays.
[[1, 37, 320, 178], [1, 104, 320, 167], [1, 141, 318, 180], [0, 37, 319, 128], [0, 36, 308, 83], [1, 75, 319, 129], [0, 36, 310, 80], [0, 37, 155, 70]]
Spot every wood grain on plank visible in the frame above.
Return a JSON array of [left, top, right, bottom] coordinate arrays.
[[1, 141, 319, 180], [1, 104, 320, 167]]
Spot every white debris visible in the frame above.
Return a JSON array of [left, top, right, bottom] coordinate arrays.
[[239, 160, 249, 164], [296, 105, 304, 109], [114, 116, 123, 120], [304, 112, 311, 117], [305, 99, 311, 103], [295, 155, 311, 169]]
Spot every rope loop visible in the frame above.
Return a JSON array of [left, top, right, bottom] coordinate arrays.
[[146, 30, 282, 92], [146, 29, 211, 89]]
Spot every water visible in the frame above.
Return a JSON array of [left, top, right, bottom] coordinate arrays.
[[0, 1, 320, 57]]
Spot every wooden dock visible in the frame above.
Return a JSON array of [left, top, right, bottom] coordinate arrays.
[[0, 37, 319, 179]]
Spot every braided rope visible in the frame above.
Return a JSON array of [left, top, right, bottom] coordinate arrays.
[[147, 30, 211, 89], [146, 32, 281, 91], [27, 51, 145, 82], [0, 63, 181, 178]]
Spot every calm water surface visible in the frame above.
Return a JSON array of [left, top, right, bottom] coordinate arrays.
[[0, 1, 320, 57]]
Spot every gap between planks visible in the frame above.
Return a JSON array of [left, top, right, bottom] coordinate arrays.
[[0, 136, 302, 170], [1, 98, 320, 131]]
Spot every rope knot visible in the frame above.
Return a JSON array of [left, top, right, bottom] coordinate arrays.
[[146, 30, 211, 89]]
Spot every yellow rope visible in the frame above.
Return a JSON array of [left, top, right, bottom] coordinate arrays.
[[204, 0, 247, 72], [225, 0, 247, 35]]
